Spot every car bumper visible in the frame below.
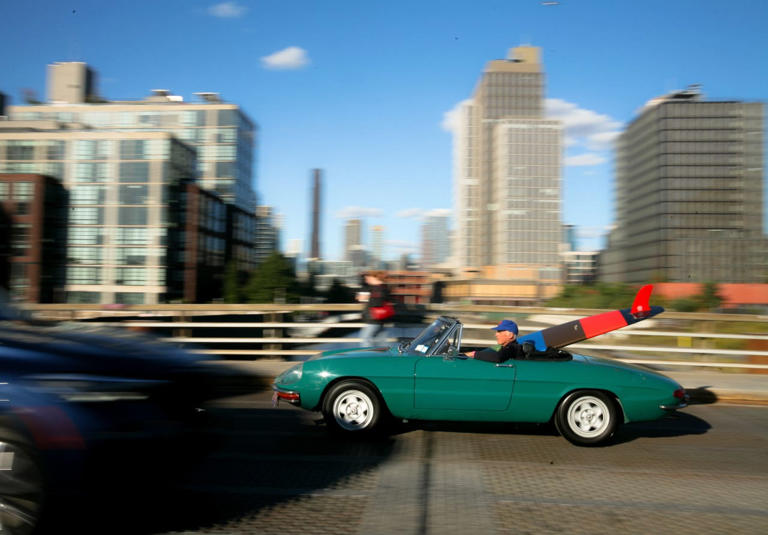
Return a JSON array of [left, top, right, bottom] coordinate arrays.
[[272, 386, 301, 406]]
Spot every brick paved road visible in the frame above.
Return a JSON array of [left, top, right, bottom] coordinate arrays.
[[59, 392, 768, 535]]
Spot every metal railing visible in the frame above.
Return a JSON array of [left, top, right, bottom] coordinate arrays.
[[19, 303, 768, 370]]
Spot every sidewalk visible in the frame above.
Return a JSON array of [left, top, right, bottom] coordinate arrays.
[[207, 359, 768, 405]]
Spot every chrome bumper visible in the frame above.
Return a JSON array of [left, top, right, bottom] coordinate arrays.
[[660, 401, 688, 410]]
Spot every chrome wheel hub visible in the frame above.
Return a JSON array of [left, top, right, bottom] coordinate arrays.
[[567, 396, 610, 438]]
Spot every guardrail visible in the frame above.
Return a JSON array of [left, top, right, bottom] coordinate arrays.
[[19, 303, 768, 371]]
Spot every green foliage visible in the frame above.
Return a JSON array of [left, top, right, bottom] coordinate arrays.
[[667, 282, 723, 312], [223, 261, 242, 303], [546, 283, 641, 309], [669, 298, 699, 312], [697, 282, 723, 311], [245, 252, 301, 303]]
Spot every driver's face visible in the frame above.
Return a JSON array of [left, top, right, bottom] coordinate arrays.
[[495, 330, 516, 345]]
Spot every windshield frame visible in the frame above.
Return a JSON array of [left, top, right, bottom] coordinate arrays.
[[404, 316, 462, 356]]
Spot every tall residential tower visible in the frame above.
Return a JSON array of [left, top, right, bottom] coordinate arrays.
[[453, 46, 562, 275]]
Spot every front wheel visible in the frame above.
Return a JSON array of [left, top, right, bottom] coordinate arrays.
[[555, 391, 618, 446], [322, 381, 382, 434]]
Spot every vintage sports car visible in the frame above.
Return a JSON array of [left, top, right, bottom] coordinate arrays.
[[273, 286, 688, 446]]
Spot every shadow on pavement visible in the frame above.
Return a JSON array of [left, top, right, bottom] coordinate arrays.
[[41, 405, 397, 535], [686, 386, 719, 404], [612, 411, 711, 445]]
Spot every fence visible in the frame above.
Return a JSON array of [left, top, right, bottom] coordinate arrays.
[[19, 303, 768, 371]]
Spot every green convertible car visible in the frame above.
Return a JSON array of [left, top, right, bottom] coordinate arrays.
[[273, 312, 688, 446]]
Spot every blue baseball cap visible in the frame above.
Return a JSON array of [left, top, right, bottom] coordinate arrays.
[[491, 319, 518, 335]]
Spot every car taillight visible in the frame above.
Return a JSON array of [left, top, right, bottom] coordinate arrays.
[[674, 388, 687, 400], [276, 391, 300, 402]]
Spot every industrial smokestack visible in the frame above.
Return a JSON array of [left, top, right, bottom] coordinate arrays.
[[310, 169, 322, 260]]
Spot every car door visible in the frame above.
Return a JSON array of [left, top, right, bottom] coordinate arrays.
[[413, 355, 516, 415]]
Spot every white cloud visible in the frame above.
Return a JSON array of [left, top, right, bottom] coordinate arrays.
[[261, 46, 310, 70], [565, 153, 606, 167], [208, 2, 247, 18], [335, 206, 383, 219], [425, 208, 452, 218], [396, 208, 423, 219], [545, 98, 622, 151], [441, 99, 472, 133]]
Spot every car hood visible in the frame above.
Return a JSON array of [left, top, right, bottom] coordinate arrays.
[[315, 346, 397, 360]]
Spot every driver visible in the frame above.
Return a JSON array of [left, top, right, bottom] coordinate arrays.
[[465, 320, 524, 363]]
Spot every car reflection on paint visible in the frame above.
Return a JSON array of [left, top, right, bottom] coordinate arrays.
[[0, 317, 236, 534], [274, 316, 688, 447]]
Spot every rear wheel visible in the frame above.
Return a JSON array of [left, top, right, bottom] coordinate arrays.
[[555, 391, 618, 446], [323, 381, 382, 434]]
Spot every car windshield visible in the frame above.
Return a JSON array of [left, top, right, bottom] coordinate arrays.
[[405, 318, 457, 355]]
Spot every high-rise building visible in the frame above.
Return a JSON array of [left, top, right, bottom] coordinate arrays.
[[9, 62, 257, 212], [600, 86, 766, 283], [344, 218, 366, 267], [0, 125, 198, 304], [453, 46, 562, 274], [371, 225, 384, 267], [254, 205, 279, 265], [421, 215, 450, 267]]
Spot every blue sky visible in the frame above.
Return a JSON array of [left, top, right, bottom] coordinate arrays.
[[2, 0, 766, 261]]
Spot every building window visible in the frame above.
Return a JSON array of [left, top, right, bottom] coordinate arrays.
[[69, 227, 103, 245], [119, 185, 149, 205], [119, 162, 150, 182], [115, 267, 146, 285], [115, 292, 145, 305], [0, 183, 8, 201], [7, 141, 35, 160], [11, 224, 30, 256], [75, 163, 110, 183], [120, 140, 148, 160], [116, 227, 149, 245], [218, 110, 237, 126], [66, 267, 102, 284], [70, 207, 104, 225], [46, 141, 67, 160], [115, 247, 148, 265], [118, 207, 148, 225], [75, 140, 111, 160], [68, 247, 102, 265], [67, 292, 101, 304], [12, 182, 34, 201], [71, 186, 107, 205]]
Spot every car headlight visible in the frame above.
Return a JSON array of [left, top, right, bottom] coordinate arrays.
[[275, 363, 303, 386], [25, 374, 167, 403]]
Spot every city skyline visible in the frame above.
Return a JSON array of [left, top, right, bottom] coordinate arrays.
[[1, 1, 766, 261]]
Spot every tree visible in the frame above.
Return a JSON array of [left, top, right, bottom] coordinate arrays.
[[222, 261, 242, 303], [696, 282, 723, 312], [245, 252, 300, 303]]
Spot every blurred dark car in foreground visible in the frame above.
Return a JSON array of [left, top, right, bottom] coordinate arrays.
[[0, 318, 237, 533]]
